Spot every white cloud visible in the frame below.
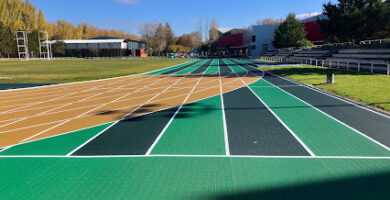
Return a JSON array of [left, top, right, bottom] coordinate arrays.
[[114, 0, 137, 4]]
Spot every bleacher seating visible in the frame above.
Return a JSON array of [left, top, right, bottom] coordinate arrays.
[[291, 50, 330, 60], [325, 49, 390, 73]]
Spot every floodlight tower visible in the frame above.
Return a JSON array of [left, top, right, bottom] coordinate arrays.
[[16, 31, 29, 60]]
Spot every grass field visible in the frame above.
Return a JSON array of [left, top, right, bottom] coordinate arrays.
[[0, 58, 194, 83], [260, 64, 390, 112]]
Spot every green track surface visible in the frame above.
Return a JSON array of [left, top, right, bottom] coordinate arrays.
[[151, 95, 226, 155], [0, 157, 389, 199], [249, 79, 390, 156], [0, 123, 113, 156], [205, 59, 219, 74], [176, 59, 209, 75], [147, 60, 197, 75], [223, 59, 247, 74]]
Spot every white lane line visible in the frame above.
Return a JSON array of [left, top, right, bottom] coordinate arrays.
[[226, 59, 316, 156], [4, 76, 240, 150], [250, 65, 390, 152], [0, 77, 236, 136], [69, 61, 209, 156], [271, 73, 390, 119], [0, 79, 205, 125], [145, 61, 210, 155], [218, 59, 231, 156], [0, 60, 197, 112], [0, 75, 160, 131], [19, 69, 191, 143], [1, 154, 390, 160], [0, 76, 149, 114], [0, 60, 196, 93]]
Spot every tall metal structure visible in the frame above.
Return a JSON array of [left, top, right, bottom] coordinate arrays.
[[39, 31, 52, 60], [16, 31, 29, 60]]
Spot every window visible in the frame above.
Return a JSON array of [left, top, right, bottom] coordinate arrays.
[[251, 35, 256, 42]]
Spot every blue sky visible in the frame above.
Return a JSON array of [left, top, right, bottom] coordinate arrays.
[[29, 0, 337, 36]]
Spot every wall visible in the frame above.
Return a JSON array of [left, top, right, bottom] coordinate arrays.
[[248, 24, 279, 57]]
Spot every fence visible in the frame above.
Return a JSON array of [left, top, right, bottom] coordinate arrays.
[[359, 38, 390, 45], [259, 56, 390, 75]]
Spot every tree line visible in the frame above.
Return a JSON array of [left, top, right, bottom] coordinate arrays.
[[0, 0, 139, 57], [139, 22, 203, 56]]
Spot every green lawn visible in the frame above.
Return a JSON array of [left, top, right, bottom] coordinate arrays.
[[259, 63, 390, 112], [0, 58, 194, 83]]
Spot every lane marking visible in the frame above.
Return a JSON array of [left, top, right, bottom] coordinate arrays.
[[226, 59, 315, 156], [250, 65, 390, 152], [0, 60, 196, 93], [256, 64, 390, 119], [1, 62, 250, 148], [145, 62, 211, 155], [19, 67, 198, 143], [0, 76, 239, 136], [71, 60, 211, 156], [218, 59, 231, 156], [1, 154, 390, 160]]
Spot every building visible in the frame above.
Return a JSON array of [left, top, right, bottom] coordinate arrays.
[[301, 14, 327, 44], [210, 27, 249, 56], [247, 24, 279, 57], [62, 37, 146, 57], [247, 14, 327, 57]]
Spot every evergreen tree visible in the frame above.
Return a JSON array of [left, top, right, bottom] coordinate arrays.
[[272, 13, 311, 48], [164, 23, 175, 51], [318, 0, 390, 43]]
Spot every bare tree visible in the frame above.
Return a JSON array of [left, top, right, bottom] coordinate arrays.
[[153, 23, 168, 56], [197, 18, 203, 44], [204, 18, 209, 42], [139, 22, 158, 55], [209, 18, 219, 41], [256, 18, 283, 25]]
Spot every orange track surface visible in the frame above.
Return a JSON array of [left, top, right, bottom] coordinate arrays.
[[0, 74, 259, 147]]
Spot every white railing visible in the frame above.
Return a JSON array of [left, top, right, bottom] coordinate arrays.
[[359, 38, 390, 45], [259, 56, 390, 75]]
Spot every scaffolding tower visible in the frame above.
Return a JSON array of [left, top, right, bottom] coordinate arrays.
[[39, 31, 52, 60], [16, 31, 29, 60]]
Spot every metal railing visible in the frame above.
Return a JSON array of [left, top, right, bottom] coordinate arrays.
[[259, 56, 390, 75], [360, 38, 390, 45]]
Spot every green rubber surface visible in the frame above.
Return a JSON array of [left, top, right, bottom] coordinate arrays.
[[249, 79, 390, 157], [223, 59, 247, 74], [151, 95, 226, 155], [175, 59, 209, 75], [205, 59, 220, 74], [0, 123, 113, 156], [146, 60, 198, 75], [0, 157, 389, 199]]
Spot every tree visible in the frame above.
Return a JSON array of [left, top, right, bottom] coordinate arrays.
[[272, 13, 311, 48], [164, 23, 175, 51], [0, 22, 17, 58], [37, 9, 47, 31], [209, 19, 219, 41], [318, 0, 390, 43], [153, 23, 167, 56], [256, 18, 283, 25]]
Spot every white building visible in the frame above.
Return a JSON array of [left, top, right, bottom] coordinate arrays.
[[247, 24, 279, 57]]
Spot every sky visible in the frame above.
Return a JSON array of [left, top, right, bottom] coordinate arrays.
[[29, 0, 338, 37]]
